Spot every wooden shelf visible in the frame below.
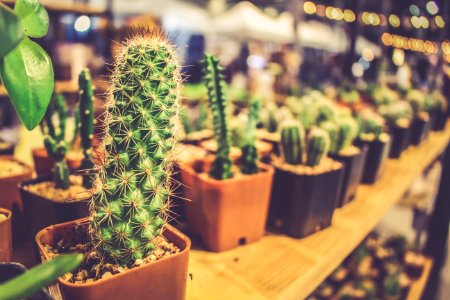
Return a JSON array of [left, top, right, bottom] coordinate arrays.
[[186, 123, 450, 300], [407, 258, 433, 300]]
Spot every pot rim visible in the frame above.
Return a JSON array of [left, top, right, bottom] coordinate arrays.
[[0, 156, 33, 181], [0, 207, 12, 224], [180, 161, 274, 185], [271, 160, 343, 177], [35, 218, 191, 289]]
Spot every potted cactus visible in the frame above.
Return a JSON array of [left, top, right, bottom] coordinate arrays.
[[378, 101, 413, 158], [0, 208, 12, 262], [35, 32, 190, 300], [406, 89, 433, 145], [429, 88, 448, 131], [355, 110, 391, 184], [181, 54, 274, 252], [321, 115, 366, 207], [179, 100, 213, 144], [269, 122, 343, 238], [19, 79, 95, 237]]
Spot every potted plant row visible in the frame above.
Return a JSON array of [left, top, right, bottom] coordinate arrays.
[[35, 31, 190, 300], [269, 122, 343, 238], [181, 54, 274, 252], [406, 89, 432, 146]]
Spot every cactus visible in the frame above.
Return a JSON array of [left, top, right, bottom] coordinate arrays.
[[78, 68, 95, 189], [41, 93, 71, 189], [230, 114, 247, 148], [320, 121, 339, 154], [280, 121, 304, 165], [306, 127, 330, 167], [406, 89, 425, 117], [379, 101, 413, 127], [335, 117, 359, 153], [358, 111, 385, 142], [383, 273, 401, 298], [90, 32, 181, 266], [203, 54, 233, 180], [264, 103, 279, 133], [241, 97, 262, 174]]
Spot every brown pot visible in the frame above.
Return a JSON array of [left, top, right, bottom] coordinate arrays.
[[0, 208, 12, 262], [0, 157, 33, 242], [36, 219, 191, 300], [181, 162, 274, 252], [32, 148, 82, 176]]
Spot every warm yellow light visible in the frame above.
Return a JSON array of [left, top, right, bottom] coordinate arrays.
[[362, 12, 369, 24], [381, 33, 392, 46], [331, 8, 344, 20], [325, 6, 333, 19], [362, 48, 374, 62], [389, 15, 400, 27], [411, 16, 421, 28], [344, 9, 356, 22], [425, 41, 435, 53], [435, 15, 445, 28], [392, 48, 405, 66], [303, 1, 316, 15]]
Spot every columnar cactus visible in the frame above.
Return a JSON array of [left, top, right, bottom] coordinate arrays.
[[358, 111, 385, 141], [41, 93, 71, 189], [306, 127, 330, 167], [89, 32, 181, 266], [263, 103, 279, 133], [241, 97, 262, 174], [320, 121, 339, 153], [78, 68, 95, 188], [203, 54, 233, 180], [335, 117, 359, 153], [280, 121, 304, 165]]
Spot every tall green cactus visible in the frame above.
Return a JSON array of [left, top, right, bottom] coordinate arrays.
[[203, 54, 233, 180], [320, 121, 339, 154], [335, 117, 358, 153], [264, 103, 279, 133], [281, 121, 304, 165], [41, 93, 70, 189], [90, 32, 181, 266], [241, 97, 262, 174], [306, 127, 330, 167], [78, 68, 95, 189]]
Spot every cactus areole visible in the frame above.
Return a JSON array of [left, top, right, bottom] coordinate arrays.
[[90, 32, 181, 266]]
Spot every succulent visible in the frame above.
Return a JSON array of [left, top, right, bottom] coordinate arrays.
[[78, 69, 95, 189], [340, 89, 360, 104], [297, 95, 319, 129], [241, 97, 262, 174], [40, 93, 75, 189], [322, 117, 358, 155], [372, 85, 398, 106], [280, 121, 305, 165], [357, 110, 386, 142], [306, 127, 330, 167], [203, 54, 233, 180], [379, 101, 413, 128], [90, 32, 181, 266]]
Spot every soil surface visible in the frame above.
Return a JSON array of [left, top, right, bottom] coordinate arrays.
[[0, 159, 29, 178], [24, 176, 88, 202], [272, 156, 341, 175], [42, 224, 180, 284]]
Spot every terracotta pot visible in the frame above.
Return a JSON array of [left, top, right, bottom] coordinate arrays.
[[330, 146, 368, 207], [410, 117, 431, 146], [32, 148, 82, 176], [36, 219, 191, 300], [0, 157, 33, 243], [0, 208, 12, 262], [181, 163, 274, 252], [268, 162, 344, 238], [19, 175, 90, 239], [356, 138, 391, 184], [0, 262, 52, 299], [389, 125, 411, 159]]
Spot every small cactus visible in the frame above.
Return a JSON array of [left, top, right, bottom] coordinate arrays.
[[321, 117, 358, 154], [203, 54, 233, 180], [241, 97, 262, 174], [358, 111, 385, 142], [89, 31, 181, 266], [263, 103, 279, 133], [406, 89, 425, 117], [280, 121, 304, 165], [78, 68, 95, 189], [379, 101, 413, 127], [306, 127, 330, 167]]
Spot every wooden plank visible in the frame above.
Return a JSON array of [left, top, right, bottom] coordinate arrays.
[[187, 123, 450, 300], [407, 258, 433, 300]]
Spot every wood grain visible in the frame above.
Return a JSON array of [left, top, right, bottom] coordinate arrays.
[[187, 123, 450, 300]]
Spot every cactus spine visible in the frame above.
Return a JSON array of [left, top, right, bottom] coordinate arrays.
[[203, 54, 233, 180], [90, 32, 181, 266], [306, 127, 330, 167], [78, 69, 95, 188], [241, 97, 261, 174], [41, 93, 71, 189], [281, 122, 304, 165]]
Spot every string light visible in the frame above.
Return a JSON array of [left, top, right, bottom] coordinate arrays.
[[381, 33, 440, 55]]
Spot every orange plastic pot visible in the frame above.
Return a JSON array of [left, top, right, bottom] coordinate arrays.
[[181, 163, 274, 252], [0, 157, 33, 242], [36, 219, 191, 300], [0, 208, 12, 262]]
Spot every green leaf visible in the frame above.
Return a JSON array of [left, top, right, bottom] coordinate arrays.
[[0, 254, 83, 300], [0, 2, 23, 58], [0, 37, 54, 130], [14, 0, 49, 38]]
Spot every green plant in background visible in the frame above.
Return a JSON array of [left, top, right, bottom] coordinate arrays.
[[306, 127, 330, 167], [180, 106, 194, 135], [406, 89, 426, 117], [431, 89, 448, 113], [0, 254, 83, 300], [41, 93, 76, 189], [78, 68, 95, 189], [90, 32, 181, 266], [182, 82, 208, 102], [197, 101, 209, 130], [340, 89, 360, 104], [180, 101, 210, 136], [322, 117, 358, 155], [241, 97, 262, 174], [297, 96, 319, 130], [0, 0, 54, 130], [372, 85, 398, 107], [383, 273, 401, 298], [203, 54, 233, 180], [229, 114, 247, 148], [357, 110, 386, 142], [281, 121, 305, 165], [262, 103, 279, 133], [379, 101, 414, 128]]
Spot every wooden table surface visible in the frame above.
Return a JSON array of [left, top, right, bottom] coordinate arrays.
[[186, 123, 450, 300]]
